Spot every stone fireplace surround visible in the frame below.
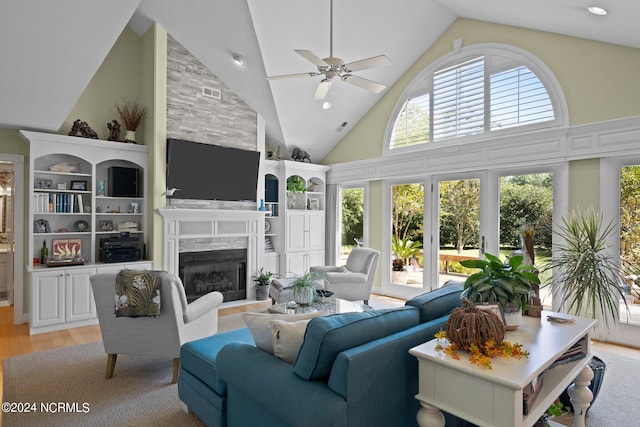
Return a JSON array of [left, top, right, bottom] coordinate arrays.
[[158, 208, 265, 303]]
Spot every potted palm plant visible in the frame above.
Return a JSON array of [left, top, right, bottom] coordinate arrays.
[[542, 208, 630, 411], [252, 268, 275, 301], [391, 235, 422, 285], [543, 208, 629, 328], [461, 253, 540, 330]]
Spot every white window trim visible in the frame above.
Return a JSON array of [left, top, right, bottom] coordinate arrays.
[[383, 43, 569, 157], [593, 156, 640, 346]]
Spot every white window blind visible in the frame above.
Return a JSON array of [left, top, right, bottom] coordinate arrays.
[[490, 65, 554, 130], [389, 93, 430, 149], [433, 56, 484, 141], [388, 51, 556, 150]]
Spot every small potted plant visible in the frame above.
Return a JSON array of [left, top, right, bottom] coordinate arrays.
[[286, 176, 307, 209], [291, 271, 318, 305], [252, 268, 274, 301], [391, 235, 422, 285], [460, 253, 540, 330]]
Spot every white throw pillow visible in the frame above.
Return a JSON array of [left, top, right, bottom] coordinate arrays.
[[271, 319, 310, 364], [243, 311, 325, 354]]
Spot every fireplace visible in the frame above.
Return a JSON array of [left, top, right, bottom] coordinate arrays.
[[179, 249, 247, 302], [158, 208, 265, 302]]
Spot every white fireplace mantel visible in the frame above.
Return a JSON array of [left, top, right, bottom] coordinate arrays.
[[157, 208, 265, 301]]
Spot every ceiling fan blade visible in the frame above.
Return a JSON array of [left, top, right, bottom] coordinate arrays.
[[342, 74, 386, 94], [267, 72, 319, 80], [295, 49, 328, 68], [312, 79, 333, 100], [343, 55, 391, 72]]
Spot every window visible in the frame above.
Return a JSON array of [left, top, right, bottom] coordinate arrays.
[[433, 57, 484, 140], [388, 46, 558, 150]]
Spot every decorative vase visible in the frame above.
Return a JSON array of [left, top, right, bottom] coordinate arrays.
[[293, 286, 315, 305], [391, 270, 409, 285], [503, 303, 522, 330], [124, 130, 137, 144], [255, 284, 270, 301]]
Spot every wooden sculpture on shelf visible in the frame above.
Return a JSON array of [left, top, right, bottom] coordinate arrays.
[[291, 147, 311, 162], [107, 120, 122, 142], [68, 119, 98, 139]]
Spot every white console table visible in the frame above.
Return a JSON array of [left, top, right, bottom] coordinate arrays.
[[409, 311, 596, 427]]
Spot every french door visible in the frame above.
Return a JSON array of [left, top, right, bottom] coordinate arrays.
[[384, 166, 561, 303]]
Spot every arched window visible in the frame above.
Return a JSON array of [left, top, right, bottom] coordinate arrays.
[[387, 44, 565, 151]]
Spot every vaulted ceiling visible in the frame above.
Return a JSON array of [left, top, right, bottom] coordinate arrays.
[[2, 1, 638, 162]]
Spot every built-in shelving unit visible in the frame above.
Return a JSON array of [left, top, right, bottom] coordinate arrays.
[[263, 160, 329, 277], [21, 130, 153, 334]]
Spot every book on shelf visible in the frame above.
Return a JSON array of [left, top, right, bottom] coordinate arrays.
[[523, 372, 544, 415], [547, 343, 586, 370]]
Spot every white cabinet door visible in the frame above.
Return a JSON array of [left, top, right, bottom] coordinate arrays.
[[65, 267, 96, 322], [31, 270, 65, 328], [307, 212, 325, 252], [286, 252, 325, 276], [285, 253, 307, 277], [286, 211, 307, 252], [307, 251, 325, 270]]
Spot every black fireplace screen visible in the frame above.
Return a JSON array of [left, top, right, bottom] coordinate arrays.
[[179, 249, 247, 302]]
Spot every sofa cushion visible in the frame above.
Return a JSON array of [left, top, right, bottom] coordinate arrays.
[[179, 327, 254, 395], [404, 284, 463, 323], [244, 311, 327, 354], [294, 306, 420, 380], [271, 318, 311, 364]]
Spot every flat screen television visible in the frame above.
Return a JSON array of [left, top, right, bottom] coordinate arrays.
[[166, 138, 260, 202]]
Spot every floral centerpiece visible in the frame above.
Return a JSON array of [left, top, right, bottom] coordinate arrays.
[[435, 298, 529, 369]]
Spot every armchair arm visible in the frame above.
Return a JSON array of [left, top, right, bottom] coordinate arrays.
[[310, 266, 348, 274], [183, 290, 223, 324], [217, 343, 346, 426], [324, 272, 367, 284]]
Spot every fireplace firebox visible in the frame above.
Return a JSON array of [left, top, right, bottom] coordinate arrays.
[[179, 249, 247, 302]]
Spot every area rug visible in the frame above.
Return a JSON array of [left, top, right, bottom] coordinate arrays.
[[2, 341, 206, 426], [1, 314, 248, 427]]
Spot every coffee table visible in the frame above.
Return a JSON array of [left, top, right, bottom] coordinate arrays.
[[268, 298, 369, 315]]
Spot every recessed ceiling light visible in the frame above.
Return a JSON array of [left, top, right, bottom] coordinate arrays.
[[322, 101, 333, 110], [587, 6, 608, 16], [232, 53, 246, 67]]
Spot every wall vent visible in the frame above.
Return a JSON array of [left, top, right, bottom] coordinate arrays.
[[202, 86, 221, 100]]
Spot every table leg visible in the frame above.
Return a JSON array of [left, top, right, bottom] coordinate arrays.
[[568, 364, 594, 427], [416, 401, 445, 427]]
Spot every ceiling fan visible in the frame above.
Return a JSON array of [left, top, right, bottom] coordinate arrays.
[[266, 0, 391, 100]]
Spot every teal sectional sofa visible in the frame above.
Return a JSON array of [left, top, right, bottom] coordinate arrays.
[[178, 283, 467, 427]]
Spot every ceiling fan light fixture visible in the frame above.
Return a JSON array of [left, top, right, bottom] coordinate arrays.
[[587, 6, 608, 16], [232, 53, 246, 67]]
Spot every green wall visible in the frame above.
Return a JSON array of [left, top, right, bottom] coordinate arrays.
[[568, 158, 601, 211], [323, 18, 640, 165], [61, 27, 145, 141]]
